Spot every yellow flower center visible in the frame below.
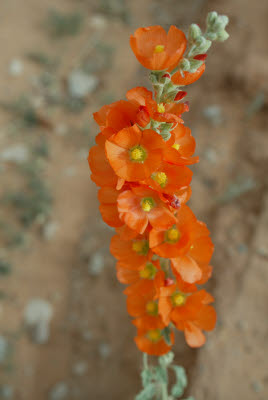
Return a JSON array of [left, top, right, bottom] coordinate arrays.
[[147, 329, 162, 343], [166, 227, 181, 244], [132, 240, 149, 255], [139, 263, 157, 280], [172, 292, 186, 307], [154, 44, 165, 53], [130, 146, 147, 162], [153, 171, 167, 188], [157, 103, 165, 113], [146, 301, 158, 316], [172, 143, 180, 151], [141, 197, 155, 212]]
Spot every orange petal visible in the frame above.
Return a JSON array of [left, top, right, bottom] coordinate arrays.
[[171, 255, 202, 284], [184, 321, 206, 347], [172, 63, 206, 86]]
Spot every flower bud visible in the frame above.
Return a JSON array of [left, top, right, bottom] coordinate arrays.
[[213, 15, 229, 31], [174, 91, 187, 101], [206, 32, 218, 41], [136, 106, 150, 127], [162, 73, 171, 79], [194, 54, 207, 61], [179, 58, 190, 71], [217, 30, 229, 42], [206, 11, 218, 26], [189, 59, 203, 73], [194, 37, 212, 54], [189, 24, 202, 41], [164, 278, 174, 286]]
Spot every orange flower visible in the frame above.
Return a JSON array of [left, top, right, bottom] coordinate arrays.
[[157, 281, 188, 326], [110, 234, 152, 269], [126, 87, 188, 125], [115, 224, 138, 241], [145, 162, 193, 194], [88, 134, 118, 187], [93, 100, 137, 133], [116, 259, 160, 286], [159, 187, 192, 210], [98, 187, 123, 228], [172, 64, 206, 86], [127, 291, 159, 318], [105, 125, 166, 182], [164, 124, 199, 165], [149, 205, 213, 283], [133, 315, 174, 355], [171, 290, 216, 347], [130, 26, 187, 71], [123, 262, 164, 297], [117, 186, 177, 234]]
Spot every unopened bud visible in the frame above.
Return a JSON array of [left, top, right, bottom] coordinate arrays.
[[207, 11, 218, 26], [189, 24, 202, 41], [214, 15, 229, 31], [189, 59, 203, 73], [217, 30, 230, 42], [136, 106, 150, 127], [194, 53, 207, 61], [162, 73, 171, 79], [174, 91, 187, 101], [194, 37, 212, 54], [164, 278, 174, 286], [179, 58, 190, 71]]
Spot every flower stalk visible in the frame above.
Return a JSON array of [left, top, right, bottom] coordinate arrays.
[[87, 10, 229, 399]]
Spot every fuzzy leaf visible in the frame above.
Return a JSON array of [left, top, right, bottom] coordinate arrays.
[[171, 365, 188, 397], [172, 366, 187, 387], [141, 368, 154, 387], [171, 383, 185, 398], [154, 365, 168, 384], [162, 326, 172, 345], [135, 383, 156, 400], [158, 351, 174, 368]]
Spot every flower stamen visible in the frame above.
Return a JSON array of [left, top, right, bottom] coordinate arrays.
[[146, 301, 158, 316], [154, 44, 165, 53], [166, 227, 181, 243], [132, 240, 149, 255], [141, 197, 155, 212], [157, 103, 166, 113], [129, 146, 147, 162], [147, 329, 162, 343]]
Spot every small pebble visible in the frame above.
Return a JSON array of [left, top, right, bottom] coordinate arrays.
[[203, 105, 223, 126], [251, 380, 263, 393], [55, 124, 68, 137], [89, 15, 107, 30], [98, 343, 111, 359], [72, 361, 88, 376], [24, 299, 53, 344], [49, 382, 69, 400], [0, 336, 8, 363], [82, 330, 92, 341], [0, 144, 29, 164], [0, 384, 14, 399], [64, 166, 76, 177], [68, 69, 99, 99], [9, 59, 24, 76], [42, 221, 59, 240], [88, 252, 104, 276], [203, 148, 218, 164]]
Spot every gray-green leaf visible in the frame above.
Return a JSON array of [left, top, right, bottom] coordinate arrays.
[[135, 383, 156, 400]]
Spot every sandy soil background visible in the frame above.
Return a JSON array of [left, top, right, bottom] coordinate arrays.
[[0, 0, 267, 399]]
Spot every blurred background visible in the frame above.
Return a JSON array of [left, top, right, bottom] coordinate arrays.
[[0, 0, 267, 399]]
